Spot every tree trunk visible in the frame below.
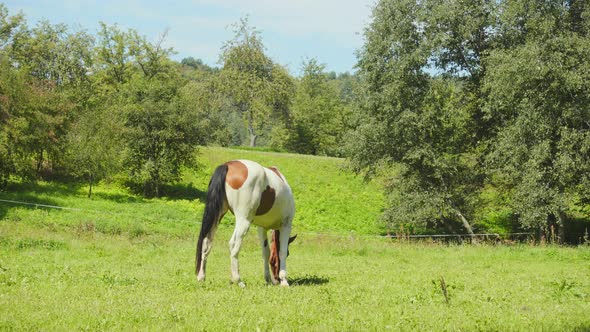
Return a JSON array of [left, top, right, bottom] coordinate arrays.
[[455, 210, 478, 244], [556, 210, 567, 244], [249, 133, 258, 147], [247, 119, 258, 147], [245, 106, 258, 147], [88, 173, 93, 198], [36, 150, 44, 178]]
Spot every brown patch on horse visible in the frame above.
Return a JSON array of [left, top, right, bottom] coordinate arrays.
[[269, 230, 297, 282], [268, 166, 284, 182], [256, 185, 276, 216], [225, 160, 248, 190]]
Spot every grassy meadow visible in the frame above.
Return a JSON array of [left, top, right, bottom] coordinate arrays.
[[1, 147, 589, 331]]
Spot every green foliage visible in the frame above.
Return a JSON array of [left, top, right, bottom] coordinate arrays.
[[64, 106, 123, 197], [288, 58, 349, 156], [217, 17, 289, 147], [92, 23, 203, 197], [178, 57, 218, 81], [2, 2, 588, 235], [1, 7, 360, 201], [350, 65, 481, 233], [180, 56, 203, 69], [352, 0, 590, 237], [0, 11, 93, 181], [178, 75, 241, 147], [484, 28, 590, 231]]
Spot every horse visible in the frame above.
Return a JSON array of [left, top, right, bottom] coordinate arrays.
[[195, 159, 296, 287]]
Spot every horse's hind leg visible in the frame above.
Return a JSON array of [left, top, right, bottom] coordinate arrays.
[[278, 221, 293, 287], [229, 216, 251, 287], [197, 211, 225, 281], [257, 227, 275, 284]]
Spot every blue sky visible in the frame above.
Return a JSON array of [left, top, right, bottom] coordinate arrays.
[[3, 0, 374, 75]]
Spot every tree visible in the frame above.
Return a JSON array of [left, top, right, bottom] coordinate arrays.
[[94, 22, 133, 86], [0, 9, 94, 180], [64, 107, 123, 197], [178, 76, 240, 147], [353, 0, 590, 240], [94, 23, 202, 197], [218, 17, 291, 147], [289, 58, 347, 156], [483, 1, 590, 240], [350, 0, 495, 238], [123, 89, 201, 197], [0, 4, 24, 48], [0, 55, 23, 187]]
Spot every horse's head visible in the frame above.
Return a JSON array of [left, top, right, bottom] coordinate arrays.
[[269, 231, 297, 283]]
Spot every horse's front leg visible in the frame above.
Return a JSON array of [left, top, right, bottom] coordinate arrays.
[[229, 216, 250, 287], [257, 227, 274, 284], [278, 222, 293, 287]]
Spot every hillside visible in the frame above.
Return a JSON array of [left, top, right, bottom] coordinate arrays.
[[0, 147, 385, 238]]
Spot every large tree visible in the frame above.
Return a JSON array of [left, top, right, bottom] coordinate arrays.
[[352, 0, 590, 240], [350, 0, 490, 238], [218, 17, 293, 147], [0, 7, 94, 181], [94, 23, 202, 197], [288, 58, 347, 156], [483, 0, 590, 240]]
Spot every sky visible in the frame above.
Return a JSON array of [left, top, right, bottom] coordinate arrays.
[[3, 0, 375, 75]]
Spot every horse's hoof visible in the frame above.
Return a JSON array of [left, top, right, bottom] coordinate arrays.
[[280, 280, 289, 287], [238, 281, 246, 288]]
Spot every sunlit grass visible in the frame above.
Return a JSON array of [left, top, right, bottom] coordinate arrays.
[[1, 147, 589, 330], [1, 226, 589, 331]]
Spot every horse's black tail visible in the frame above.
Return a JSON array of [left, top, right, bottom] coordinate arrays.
[[196, 164, 228, 275]]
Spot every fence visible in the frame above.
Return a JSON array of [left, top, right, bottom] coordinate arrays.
[[3, 198, 578, 243]]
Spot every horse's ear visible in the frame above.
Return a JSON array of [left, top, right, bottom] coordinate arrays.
[[288, 234, 297, 244]]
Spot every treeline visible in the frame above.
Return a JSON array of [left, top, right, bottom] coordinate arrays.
[[1, 2, 589, 241], [0, 7, 355, 197], [349, 0, 590, 242]]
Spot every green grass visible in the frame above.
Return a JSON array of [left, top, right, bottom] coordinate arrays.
[[1, 147, 590, 331], [1, 228, 589, 331]]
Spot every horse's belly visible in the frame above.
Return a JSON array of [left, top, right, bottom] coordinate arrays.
[[251, 207, 283, 229]]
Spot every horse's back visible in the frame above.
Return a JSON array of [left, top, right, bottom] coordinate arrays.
[[225, 160, 294, 229]]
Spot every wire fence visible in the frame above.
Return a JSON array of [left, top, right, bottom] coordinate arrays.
[[0, 198, 194, 226], [0, 198, 83, 211], [300, 231, 535, 242], [0, 198, 543, 242]]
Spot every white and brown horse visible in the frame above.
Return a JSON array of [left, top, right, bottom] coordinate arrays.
[[196, 160, 296, 287]]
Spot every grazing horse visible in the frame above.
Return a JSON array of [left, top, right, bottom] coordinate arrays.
[[196, 160, 296, 287]]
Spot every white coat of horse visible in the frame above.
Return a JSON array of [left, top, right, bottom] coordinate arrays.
[[195, 160, 296, 287]]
